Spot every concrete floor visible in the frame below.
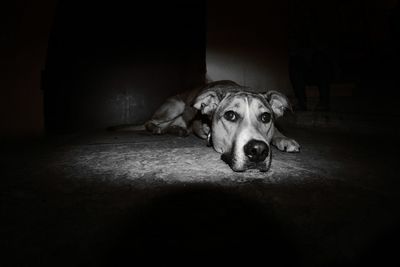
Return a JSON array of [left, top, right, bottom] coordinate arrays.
[[2, 127, 400, 266]]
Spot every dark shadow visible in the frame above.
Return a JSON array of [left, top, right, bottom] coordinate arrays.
[[101, 184, 300, 266], [357, 221, 400, 267]]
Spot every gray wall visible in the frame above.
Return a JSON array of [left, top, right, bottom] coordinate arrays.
[[206, 0, 291, 95]]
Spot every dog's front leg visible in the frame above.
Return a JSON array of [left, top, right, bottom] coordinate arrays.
[[272, 127, 300, 152]]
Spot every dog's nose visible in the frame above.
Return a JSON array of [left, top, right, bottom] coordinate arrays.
[[244, 139, 269, 163]]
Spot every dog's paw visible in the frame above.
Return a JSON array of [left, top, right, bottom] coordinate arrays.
[[166, 125, 190, 137], [145, 122, 162, 135], [273, 137, 300, 152]]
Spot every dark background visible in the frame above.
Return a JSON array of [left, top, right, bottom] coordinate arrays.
[[43, 1, 206, 132], [2, 0, 399, 134], [2, 1, 400, 266]]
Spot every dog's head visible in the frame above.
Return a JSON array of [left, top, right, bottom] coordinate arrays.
[[193, 86, 291, 172]]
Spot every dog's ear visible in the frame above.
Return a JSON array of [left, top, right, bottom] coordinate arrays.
[[263, 90, 292, 118], [193, 89, 225, 115]]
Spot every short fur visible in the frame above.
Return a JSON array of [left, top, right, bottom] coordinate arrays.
[[116, 80, 300, 171]]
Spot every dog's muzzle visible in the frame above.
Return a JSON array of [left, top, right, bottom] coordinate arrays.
[[244, 139, 269, 163], [221, 139, 271, 172], [243, 139, 271, 172]]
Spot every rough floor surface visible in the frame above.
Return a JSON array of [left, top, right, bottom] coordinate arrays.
[[2, 128, 400, 266]]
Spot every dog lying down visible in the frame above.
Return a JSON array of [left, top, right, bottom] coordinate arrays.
[[115, 80, 300, 172]]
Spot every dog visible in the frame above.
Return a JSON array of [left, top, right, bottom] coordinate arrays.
[[119, 80, 300, 172]]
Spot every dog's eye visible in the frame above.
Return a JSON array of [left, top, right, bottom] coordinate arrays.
[[224, 110, 239, 122], [260, 112, 271, 123]]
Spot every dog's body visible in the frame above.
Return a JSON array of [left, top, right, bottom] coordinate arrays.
[[124, 80, 300, 171]]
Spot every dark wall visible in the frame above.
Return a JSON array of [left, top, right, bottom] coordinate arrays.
[[43, 1, 206, 132], [5, 0, 399, 138], [288, 0, 400, 94], [1, 0, 56, 139]]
